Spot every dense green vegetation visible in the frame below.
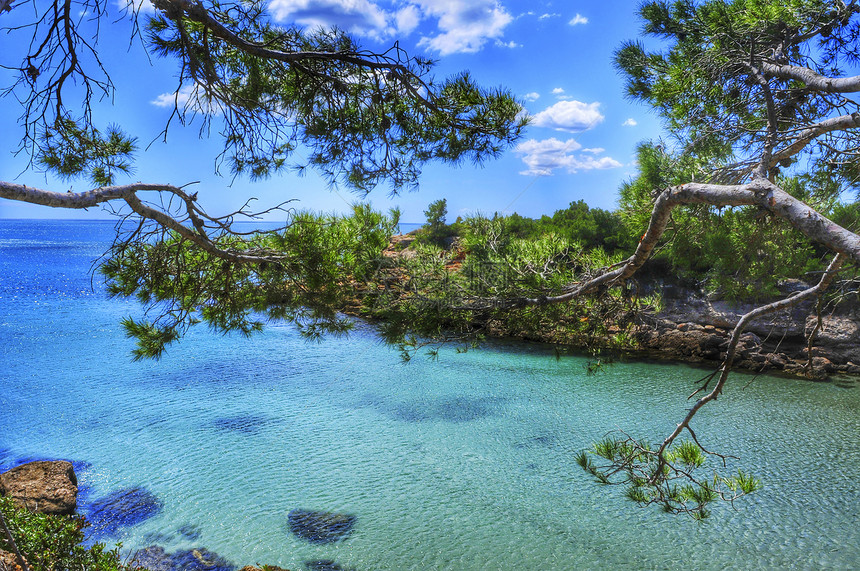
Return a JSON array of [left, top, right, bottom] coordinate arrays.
[[369, 206, 645, 358], [0, 497, 133, 571], [406, 180, 852, 304]]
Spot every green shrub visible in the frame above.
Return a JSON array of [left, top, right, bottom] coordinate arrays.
[[0, 496, 135, 571]]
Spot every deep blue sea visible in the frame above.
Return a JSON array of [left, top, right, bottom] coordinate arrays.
[[1, 219, 859, 570]]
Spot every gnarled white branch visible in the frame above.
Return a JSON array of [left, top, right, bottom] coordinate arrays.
[[760, 62, 860, 93], [772, 112, 860, 164], [503, 178, 860, 307], [0, 180, 289, 264]]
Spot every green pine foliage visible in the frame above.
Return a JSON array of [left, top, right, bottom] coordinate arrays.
[[577, 436, 761, 520], [144, 15, 526, 192], [102, 204, 398, 359], [36, 119, 137, 187]]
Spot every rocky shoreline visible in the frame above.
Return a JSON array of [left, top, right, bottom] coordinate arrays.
[[0, 460, 356, 571], [384, 233, 860, 379], [629, 277, 860, 378]]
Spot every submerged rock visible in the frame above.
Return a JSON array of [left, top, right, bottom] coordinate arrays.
[[178, 523, 202, 540], [132, 545, 235, 571], [288, 509, 356, 544], [305, 560, 353, 571], [390, 396, 499, 423], [85, 487, 163, 538], [0, 460, 78, 515], [213, 415, 271, 435]]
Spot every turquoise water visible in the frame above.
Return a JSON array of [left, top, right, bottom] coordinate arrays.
[[1, 219, 859, 570]]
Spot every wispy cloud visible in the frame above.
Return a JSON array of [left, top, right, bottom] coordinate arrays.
[[515, 138, 621, 176], [115, 0, 154, 13], [550, 87, 574, 100], [530, 100, 604, 133], [495, 39, 521, 49], [415, 0, 514, 55], [622, 118, 638, 127], [523, 92, 540, 102], [569, 13, 588, 26], [151, 85, 222, 115], [268, 0, 394, 39], [267, 1, 516, 55]]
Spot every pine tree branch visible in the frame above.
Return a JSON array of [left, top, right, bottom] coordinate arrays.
[[501, 180, 860, 309], [651, 253, 846, 473], [760, 62, 860, 93]]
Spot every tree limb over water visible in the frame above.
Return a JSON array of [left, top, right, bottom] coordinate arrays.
[[3, 0, 860, 518]]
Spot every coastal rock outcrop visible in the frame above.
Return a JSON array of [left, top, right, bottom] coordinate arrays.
[[0, 460, 77, 515], [633, 278, 860, 377]]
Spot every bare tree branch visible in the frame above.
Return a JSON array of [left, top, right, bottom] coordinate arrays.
[[772, 112, 860, 164], [652, 253, 846, 469], [0, 180, 291, 264]]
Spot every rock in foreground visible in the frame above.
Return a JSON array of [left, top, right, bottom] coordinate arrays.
[[0, 460, 77, 515]]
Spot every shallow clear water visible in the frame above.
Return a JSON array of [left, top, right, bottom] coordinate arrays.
[[1, 219, 859, 570]]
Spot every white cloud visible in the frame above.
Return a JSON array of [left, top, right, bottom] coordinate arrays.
[[552, 87, 565, 95], [415, 0, 514, 55], [395, 4, 421, 35], [266, 1, 515, 55], [582, 147, 605, 154], [539, 13, 560, 20], [530, 100, 605, 133], [622, 118, 638, 127], [495, 39, 521, 49], [569, 13, 588, 26], [523, 92, 540, 102], [116, 0, 154, 13], [151, 88, 188, 108], [268, 0, 392, 38], [151, 85, 222, 115], [515, 138, 621, 176], [516, 138, 581, 176]]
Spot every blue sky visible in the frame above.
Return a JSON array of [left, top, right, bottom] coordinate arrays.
[[0, 1, 661, 222]]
